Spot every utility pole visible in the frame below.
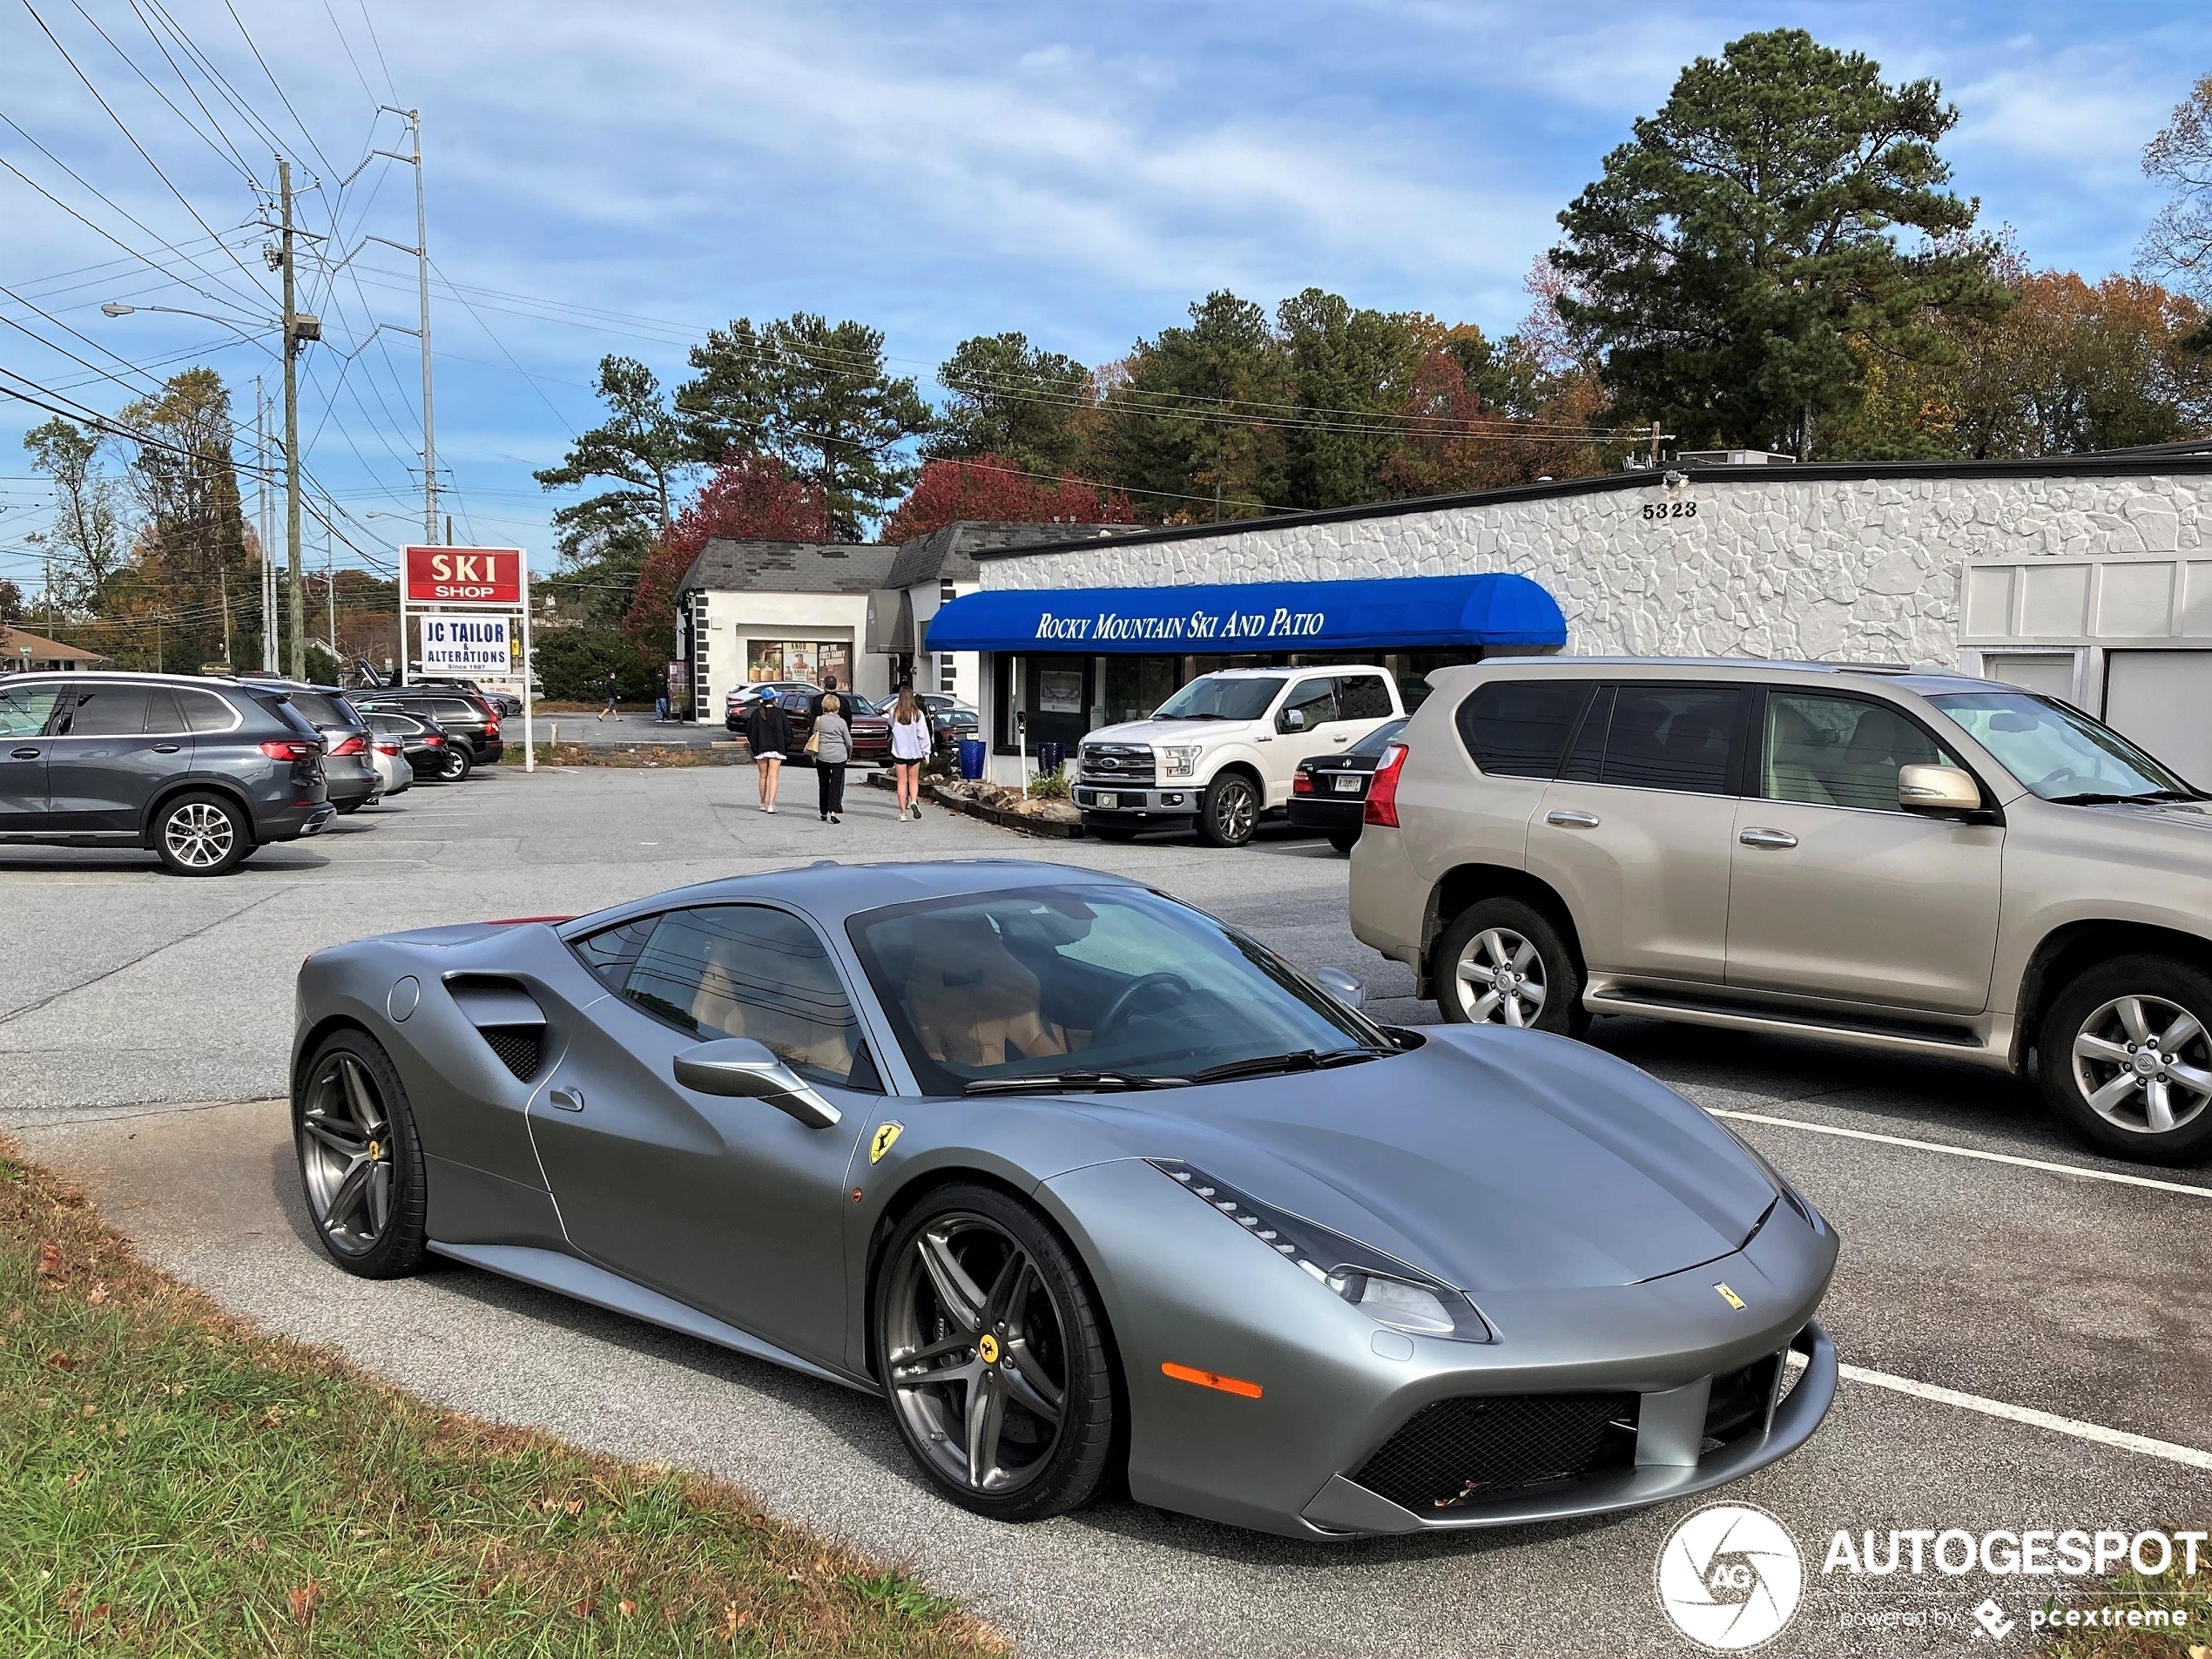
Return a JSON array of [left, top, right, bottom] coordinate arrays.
[[326, 523, 338, 660], [280, 156, 306, 681], [1649, 420, 1662, 470]]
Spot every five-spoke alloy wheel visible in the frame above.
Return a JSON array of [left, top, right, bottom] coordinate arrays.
[[295, 1031, 428, 1277], [2043, 955, 2212, 1163], [876, 1184, 1116, 1521], [1435, 897, 1585, 1036]]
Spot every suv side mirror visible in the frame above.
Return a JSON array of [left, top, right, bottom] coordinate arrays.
[[673, 1037, 842, 1129], [1898, 764, 1981, 816], [1280, 706, 1305, 732], [1312, 963, 1365, 1011]]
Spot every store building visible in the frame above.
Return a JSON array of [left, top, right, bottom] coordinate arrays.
[[925, 448, 2212, 785]]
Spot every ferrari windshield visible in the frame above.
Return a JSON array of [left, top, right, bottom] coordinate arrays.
[[1930, 692, 2198, 801], [846, 886, 1386, 1095], [1153, 675, 1284, 722]]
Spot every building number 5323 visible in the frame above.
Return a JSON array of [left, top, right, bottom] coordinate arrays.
[[1641, 500, 1698, 521]]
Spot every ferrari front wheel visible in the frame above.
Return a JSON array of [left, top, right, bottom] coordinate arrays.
[[295, 1031, 429, 1278], [876, 1184, 1117, 1521]]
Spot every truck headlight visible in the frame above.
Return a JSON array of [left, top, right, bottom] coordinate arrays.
[[1161, 745, 1200, 778]]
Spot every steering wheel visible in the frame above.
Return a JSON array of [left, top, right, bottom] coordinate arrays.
[[2029, 765, 2083, 795], [1094, 972, 1191, 1042]]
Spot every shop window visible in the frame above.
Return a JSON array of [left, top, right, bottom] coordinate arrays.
[[747, 640, 852, 687]]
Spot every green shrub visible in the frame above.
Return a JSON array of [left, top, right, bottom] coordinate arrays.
[[534, 626, 657, 702]]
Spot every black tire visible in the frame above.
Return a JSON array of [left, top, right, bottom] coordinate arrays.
[[875, 1184, 1118, 1523], [293, 1029, 430, 1278], [1195, 772, 1259, 848], [1433, 896, 1587, 1037], [1085, 822, 1139, 843], [439, 746, 473, 782], [1326, 826, 1361, 855], [151, 790, 252, 877], [2038, 954, 2212, 1164]]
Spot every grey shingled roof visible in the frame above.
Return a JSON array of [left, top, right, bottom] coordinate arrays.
[[885, 522, 1143, 590], [678, 539, 900, 597]]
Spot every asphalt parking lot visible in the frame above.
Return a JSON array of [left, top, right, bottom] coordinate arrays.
[[4, 763, 2208, 1657]]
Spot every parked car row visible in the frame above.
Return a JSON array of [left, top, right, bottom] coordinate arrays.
[[0, 669, 504, 876]]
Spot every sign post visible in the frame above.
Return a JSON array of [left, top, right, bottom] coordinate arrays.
[[401, 544, 533, 773]]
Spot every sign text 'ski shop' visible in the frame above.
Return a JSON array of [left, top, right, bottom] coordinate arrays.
[[402, 545, 523, 608]]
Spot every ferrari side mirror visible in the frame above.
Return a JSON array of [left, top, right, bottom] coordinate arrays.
[[1312, 963, 1365, 1011], [673, 1037, 842, 1129]]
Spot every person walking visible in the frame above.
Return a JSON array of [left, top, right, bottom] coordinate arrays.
[[651, 668, 669, 723], [597, 671, 619, 722], [811, 672, 839, 718], [813, 692, 852, 823], [745, 691, 792, 813], [887, 684, 930, 822]]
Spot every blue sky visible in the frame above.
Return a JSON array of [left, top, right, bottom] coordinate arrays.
[[3, 0, 2210, 589]]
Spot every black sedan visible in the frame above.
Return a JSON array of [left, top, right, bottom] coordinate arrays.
[[362, 709, 462, 781], [1289, 718, 1406, 853]]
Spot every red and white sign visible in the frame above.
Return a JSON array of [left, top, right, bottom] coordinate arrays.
[[402, 545, 523, 607]]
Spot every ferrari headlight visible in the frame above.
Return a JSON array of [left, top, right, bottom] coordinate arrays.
[[1149, 1159, 1491, 1341], [1160, 745, 1201, 778]]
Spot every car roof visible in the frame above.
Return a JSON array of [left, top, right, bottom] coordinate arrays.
[[3, 669, 258, 689], [1194, 664, 1387, 678], [1460, 655, 2006, 695], [559, 858, 1143, 935]]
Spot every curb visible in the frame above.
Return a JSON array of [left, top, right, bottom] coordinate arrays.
[[863, 773, 1086, 840]]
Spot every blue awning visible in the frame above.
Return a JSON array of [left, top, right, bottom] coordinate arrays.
[[923, 573, 1565, 655]]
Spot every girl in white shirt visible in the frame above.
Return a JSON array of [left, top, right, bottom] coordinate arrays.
[[887, 686, 931, 821]]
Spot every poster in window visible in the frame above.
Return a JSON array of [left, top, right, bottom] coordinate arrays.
[[1038, 668, 1083, 713]]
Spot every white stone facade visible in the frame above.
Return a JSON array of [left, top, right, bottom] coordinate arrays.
[[980, 470, 2212, 671]]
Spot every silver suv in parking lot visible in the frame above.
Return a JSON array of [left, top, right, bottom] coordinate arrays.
[[1350, 658, 2212, 1163]]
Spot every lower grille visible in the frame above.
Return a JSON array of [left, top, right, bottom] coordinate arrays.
[[479, 1025, 543, 1082], [1703, 1352, 1784, 1447], [1351, 1393, 1637, 1512]]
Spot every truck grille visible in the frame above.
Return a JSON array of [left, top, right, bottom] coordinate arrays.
[[1079, 743, 1155, 786], [1350, 1393, 1637, 1512]]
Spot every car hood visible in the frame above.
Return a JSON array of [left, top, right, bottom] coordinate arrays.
[[1083, 716, 1251, 747], [1064, 1026, 1777, 1292]]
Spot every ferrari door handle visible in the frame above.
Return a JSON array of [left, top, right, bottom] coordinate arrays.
[[9, 746, 37, 759], [548, 1086, 585, 1112], [1738, 827, 1798, 849], [1545, 809, 1600, 829]]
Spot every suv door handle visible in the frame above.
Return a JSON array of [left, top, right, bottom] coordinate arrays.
[[9, 746, 37, 759], [1545, 809, 1601, 829], [152, 743, 181, 754], [1739, 827, 1798, 849], [548, 1086, 585, 1112]]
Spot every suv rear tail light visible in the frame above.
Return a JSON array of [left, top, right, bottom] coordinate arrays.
[[327, 734, 367, 757], [483, 718, 501, 739], [260, 738, 319, 762], [424, 733, 447, 746], [374, 740, 402, 756], [1363, 744, 1408, 827], [1292, 766, 1314, 796]]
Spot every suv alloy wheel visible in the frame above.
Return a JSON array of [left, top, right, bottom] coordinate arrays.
[[2040, 954, 2212, 1163], [153, 791, 252, 876], [1434, 898, 1588, 1037], [1197, 773, 1258, 847], [440, 745, 473, 782]]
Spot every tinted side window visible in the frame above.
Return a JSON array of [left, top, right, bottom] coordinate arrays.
[[287, 691, 346, 727], [1764, 693, 1959, 811], [1336, 675, 1393, 721], [1277, 678, 1337, 733], [1557, 685, 1614, 784], [179, 690, 239, 733], [623, 905, 860, 1087], [64, 685, 153, 737], [570, 914, 657, 990], [1602, 685, 1745, 795], [430, 699, 477, 723], [1455, 679, 1596, 778], [0, 685, 63, 738], [144, 686, 184, 733]]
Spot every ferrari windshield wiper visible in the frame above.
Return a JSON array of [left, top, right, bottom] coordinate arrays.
[[1185, 1046, 1393, 1084], [961, 1070, 1182, 1096]]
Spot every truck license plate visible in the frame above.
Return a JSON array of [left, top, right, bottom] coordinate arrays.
[[1332, 773, 1362, 793]]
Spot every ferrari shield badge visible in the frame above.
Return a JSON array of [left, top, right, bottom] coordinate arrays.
[[870, 1122, 904, 1163], [1713, 1282, 1746, 1310]]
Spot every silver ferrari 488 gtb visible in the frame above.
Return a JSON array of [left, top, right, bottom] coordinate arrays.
[[291, 858, 1837, 1538]]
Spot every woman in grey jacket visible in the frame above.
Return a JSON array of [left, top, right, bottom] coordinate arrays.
[[813, 694, 852, 823]]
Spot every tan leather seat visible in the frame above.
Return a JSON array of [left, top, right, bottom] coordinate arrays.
[[901, 915, 1068, 1068], [688, 926, 856, 1079]]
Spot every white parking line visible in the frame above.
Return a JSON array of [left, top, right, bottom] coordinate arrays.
[[1708, 1108, 2212, 1199], [1841, 1364, 2212, 1473]]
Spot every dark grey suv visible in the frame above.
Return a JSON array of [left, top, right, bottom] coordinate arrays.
[[0, 672, 334, 874]]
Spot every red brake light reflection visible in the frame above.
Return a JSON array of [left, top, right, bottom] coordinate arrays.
[[1363, 744, 1408, 828]]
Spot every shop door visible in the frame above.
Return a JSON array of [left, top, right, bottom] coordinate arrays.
[[2104, 651, 2212, 790]]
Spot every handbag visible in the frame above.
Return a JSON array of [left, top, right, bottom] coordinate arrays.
[[803, 726, 821, 756]]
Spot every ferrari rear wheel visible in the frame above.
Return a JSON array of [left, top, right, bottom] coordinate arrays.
[[876, 1185, 1116, 1521], [295, 1030, 428, 1278]]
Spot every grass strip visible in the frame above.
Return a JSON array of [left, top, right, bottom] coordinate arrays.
[[2034, 1550, 2210, 1657], [0, 1138, 1001, 1656]]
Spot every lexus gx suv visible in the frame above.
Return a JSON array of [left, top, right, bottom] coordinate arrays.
[[1350, 658, 2212, 1164]]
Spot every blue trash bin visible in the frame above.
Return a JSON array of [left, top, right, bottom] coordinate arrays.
[[1038, 741, 1064, 776], [958, 738, 986, 780]]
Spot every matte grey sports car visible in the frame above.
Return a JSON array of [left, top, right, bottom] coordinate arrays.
[[291, 858, 1838, 1538]]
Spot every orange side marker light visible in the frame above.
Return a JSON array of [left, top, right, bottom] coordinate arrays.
[[1161, 1361, 1263, 1399]]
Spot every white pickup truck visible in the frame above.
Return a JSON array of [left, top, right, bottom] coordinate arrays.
[[1072, 665, 1405, 846]]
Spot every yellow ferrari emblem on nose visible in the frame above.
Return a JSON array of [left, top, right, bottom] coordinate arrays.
[[1714, 1282, 1746, 1310], [869, 1122, 903, 1163], [978, 1334, 1001, 1364]]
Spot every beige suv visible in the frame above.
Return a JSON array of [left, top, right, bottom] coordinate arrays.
[[1350, 658, 2212, 1164]]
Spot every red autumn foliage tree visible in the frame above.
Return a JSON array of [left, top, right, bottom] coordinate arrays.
[[622, 453, 828, 652], [879, 455, 1135, 544]]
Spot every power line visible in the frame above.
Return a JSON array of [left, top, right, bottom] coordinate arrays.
[[57, 0, 259, 185]]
